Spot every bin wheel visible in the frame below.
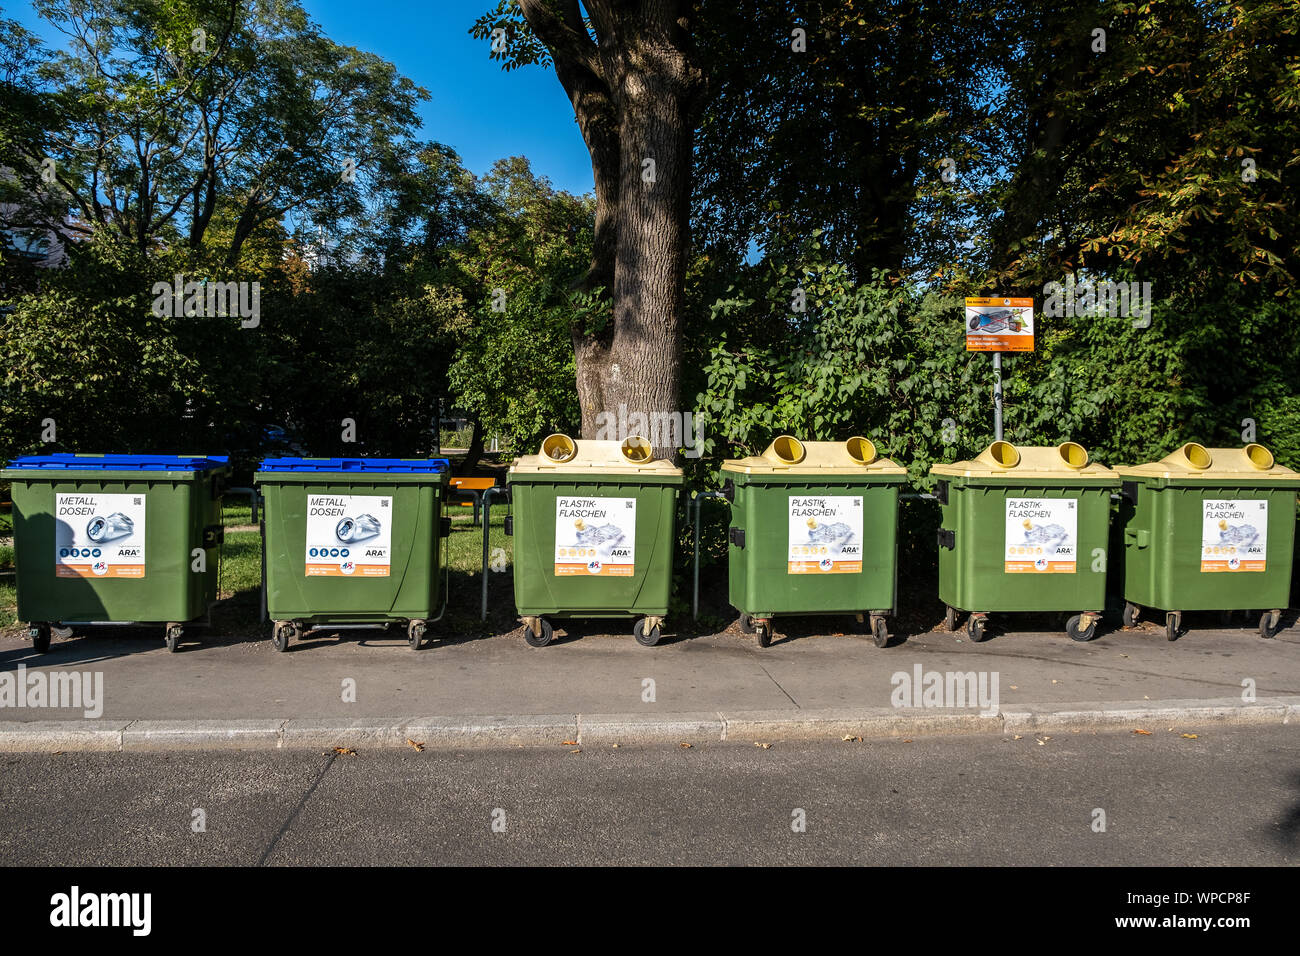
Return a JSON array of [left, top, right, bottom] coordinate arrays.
[[164, 623, 184, 653], [871, 616, 889, 648], [523, 618, 553, 648], [407, 619, 427, 650], [739, 613, 756, 634], [944, 605, 959, 632], [967, 615, 989, 643], [633, 618, 662, 648], [1066, 614, 1097, 643], [30, 624, 51, 654], [271, 621, 297, 653], [755, 620, 772, 648], [1122, 602, 1140, 628], [1165, 612, 1181, 642], [1260, 609, 1282, 640]]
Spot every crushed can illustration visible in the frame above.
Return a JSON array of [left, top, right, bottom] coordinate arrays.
[[86, 512, 135, 543], [335, 513, 382, 543]]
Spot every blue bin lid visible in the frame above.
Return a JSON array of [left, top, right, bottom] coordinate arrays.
[[257, 457, 450, 474], [3, 453, 229, 471]]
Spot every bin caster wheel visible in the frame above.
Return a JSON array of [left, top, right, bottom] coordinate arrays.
[[967, 615, 989, 643], [633, 618, 663, 648], [944, 605, 959, 632], [29, 624, 51, 654], [1066, 614, 1097, 642], [1165, 612, 1181, 642], [1260, 609, 1282, 640], [1122, 602, 1140, 627], [523, 618, 553, 648], [271, 621, 297, 653], [871, 616, 889, 648], [739, 613, 756, 634], [755, 620, 772, 648], [407, 619, 427, 650], [164, 623, 184, 653]]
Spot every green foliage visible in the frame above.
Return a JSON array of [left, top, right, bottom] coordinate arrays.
[[446, 158, 594, 450], [696, 250, 1300, 486]]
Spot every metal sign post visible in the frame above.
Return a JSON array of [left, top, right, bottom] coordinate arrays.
[[965, 296, 1033, 441], [992, 351, 1003, 440]]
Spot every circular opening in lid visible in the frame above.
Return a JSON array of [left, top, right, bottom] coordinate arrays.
[[989, 440, 1020, 468], [1245, 443, 1274, 470], [771, 435, 805, 464], [845, 436, 877, 465], [1058, 441, 1089, 469], [1179, 442, 1211, 470], [621, 436, 653, 463], [541, 433, 576, 463]]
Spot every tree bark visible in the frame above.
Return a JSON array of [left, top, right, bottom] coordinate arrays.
[[519, 0, 702, 457]]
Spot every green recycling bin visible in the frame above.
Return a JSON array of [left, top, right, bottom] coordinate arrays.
[[507, 434, 683, 648], [255, 457, 450, 652], [1, 453, 230, 653], [931, 441, 1119, 642], [720, 436, 907, 648], [1116, 443, 1300, 641]]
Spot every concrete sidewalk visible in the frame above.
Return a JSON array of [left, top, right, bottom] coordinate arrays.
[[0, 617, 1298, 749]]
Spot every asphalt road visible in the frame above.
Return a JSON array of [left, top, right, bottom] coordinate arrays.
[[2, 725, 1296, 866]]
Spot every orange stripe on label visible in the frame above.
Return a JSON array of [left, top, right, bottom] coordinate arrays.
[[305, 564, 390, 577], [1004, 561, 1076, 573]]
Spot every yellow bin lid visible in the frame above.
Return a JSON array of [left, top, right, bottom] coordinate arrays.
[[930, 441, 1118, 480], [1115, 443, 1299, 480], [510, 434, 683, 476], [720, 436, 906, 475]]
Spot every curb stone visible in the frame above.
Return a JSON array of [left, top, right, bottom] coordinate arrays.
[[0, 696, 1295, 752]]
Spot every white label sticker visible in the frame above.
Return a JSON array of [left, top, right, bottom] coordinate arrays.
[[1005, 497, 1077, 573], [788, 495, 864, 573], [305, 494, 392, 576], [55, 492, 147, 578], [1201, 498, 1267, 572], [554, 496, 636, 576]]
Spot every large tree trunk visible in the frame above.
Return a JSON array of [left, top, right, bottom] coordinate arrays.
[[605, 14, 695, 457], [519, 0, 702, 458]]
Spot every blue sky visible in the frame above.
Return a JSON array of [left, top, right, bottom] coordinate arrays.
[[6, 0, 596, 196]]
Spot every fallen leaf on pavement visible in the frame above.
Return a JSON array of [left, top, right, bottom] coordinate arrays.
[[406, 739, 424, 752], [755, 742, 771, 749], [332, 747, 356, 756], [569, 748, 582, 754], [1012, 735, 1022, 740], [1133, 729, 1152, 735], [1181, 733, 1199, 739], [842, 734, 862, 742], [561, 740, 578, 746], [679, 742, 693, 749]]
